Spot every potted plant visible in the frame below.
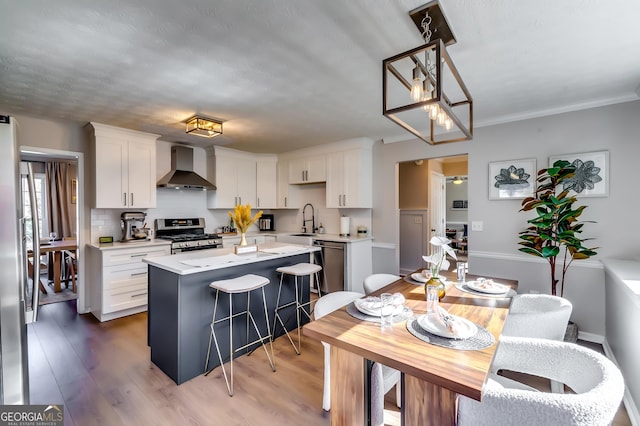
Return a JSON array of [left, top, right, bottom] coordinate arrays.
[[422, 236, 457, 299], [518, 160, 598, 297]]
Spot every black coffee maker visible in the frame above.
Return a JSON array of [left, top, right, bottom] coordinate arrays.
[[258, 214, 275, 231]]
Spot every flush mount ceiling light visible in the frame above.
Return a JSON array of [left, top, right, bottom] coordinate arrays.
[[447, 176, 467, 184], [185, 115, 223, 138], [383, 1, 472, 144]]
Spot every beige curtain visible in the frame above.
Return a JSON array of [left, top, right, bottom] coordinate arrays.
[[46, 162, 73, 239]]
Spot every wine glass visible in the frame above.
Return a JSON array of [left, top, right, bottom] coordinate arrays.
[[49, 232, 57, 243]]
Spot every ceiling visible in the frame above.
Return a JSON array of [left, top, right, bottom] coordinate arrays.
[[1, 0, 639, 153]]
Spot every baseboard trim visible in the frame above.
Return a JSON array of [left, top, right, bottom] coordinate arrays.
[[577, 331, 604, 344], [603, 340, 640, 426]]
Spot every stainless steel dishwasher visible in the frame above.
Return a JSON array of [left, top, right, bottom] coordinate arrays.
[[313, 240, 345, 294]]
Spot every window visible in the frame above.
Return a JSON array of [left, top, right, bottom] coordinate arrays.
[[22, 172, 47, 248]]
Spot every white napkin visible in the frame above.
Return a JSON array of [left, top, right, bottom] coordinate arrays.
[[434, 307, 465, 336]]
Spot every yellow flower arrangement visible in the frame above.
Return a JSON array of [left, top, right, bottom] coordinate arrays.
[[228, 204, 263, 234]]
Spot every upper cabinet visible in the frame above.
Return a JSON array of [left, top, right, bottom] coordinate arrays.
[[289, 154, 326, 184], [256, 157, 277, 209], [88, 123, 159, 209], [207, 148, 256, 209], [276, 158, 298, 208], [207, 147, 278, 209], [326, 146, 372, 208]]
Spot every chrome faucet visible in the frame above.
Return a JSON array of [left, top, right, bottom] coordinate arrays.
[[302, 203, 315, 233]]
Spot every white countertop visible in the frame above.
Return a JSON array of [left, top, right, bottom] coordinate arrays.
[[312, 233, 372, 243], [219, 231, 371, 243], [143, 242, 319, 275], [89, 239, 171, 250]]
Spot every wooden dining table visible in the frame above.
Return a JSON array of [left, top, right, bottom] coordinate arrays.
[[39, 239, 78, 293], [303, 271, 518, 426]]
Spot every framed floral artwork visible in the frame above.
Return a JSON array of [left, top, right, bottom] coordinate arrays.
[[488, 158, 536, 200], [548, 150, 609, 197]]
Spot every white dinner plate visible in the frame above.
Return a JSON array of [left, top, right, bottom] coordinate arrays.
[[417, 313, 477, 339], [465, 279, 509, 294], [410, 273, 429, 283], [409, 273, 446, 284], [353, 297, 404, 317]]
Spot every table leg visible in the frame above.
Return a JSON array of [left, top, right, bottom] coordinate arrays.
[[403, 374, 457, 426], [330, 345, 366, 425], [53, 251, 62, 293]]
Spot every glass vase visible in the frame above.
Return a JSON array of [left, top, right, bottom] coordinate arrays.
[[424, 276, 446, 300], [239, 232, 248, 246]]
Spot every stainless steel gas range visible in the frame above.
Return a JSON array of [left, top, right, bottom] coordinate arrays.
[[155, 218, 223, 254]]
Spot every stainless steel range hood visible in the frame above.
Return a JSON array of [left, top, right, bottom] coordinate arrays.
[[157, 145, 216, 190]]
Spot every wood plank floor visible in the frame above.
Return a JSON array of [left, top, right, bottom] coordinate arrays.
[[28, 300, 631, 425]]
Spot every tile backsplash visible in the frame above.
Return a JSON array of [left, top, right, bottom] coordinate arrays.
[[90, 184, 372, 244]]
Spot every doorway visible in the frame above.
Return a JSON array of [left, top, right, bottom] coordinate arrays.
[[20, 146, 86, 315], [397, 155, 468, 274]]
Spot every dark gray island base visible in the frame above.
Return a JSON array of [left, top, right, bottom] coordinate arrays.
[[148, 253, 312, 385]]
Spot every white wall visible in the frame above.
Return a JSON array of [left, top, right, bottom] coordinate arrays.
[[372, 100, 640, 336]]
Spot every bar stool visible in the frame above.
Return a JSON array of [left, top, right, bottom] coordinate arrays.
[[204, 274, 275, 396], [272, 262, 323, 354]]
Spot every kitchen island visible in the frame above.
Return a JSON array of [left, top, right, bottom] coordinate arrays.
[[143, 243, 320, 385]]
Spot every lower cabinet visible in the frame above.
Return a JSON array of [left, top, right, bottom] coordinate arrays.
[[88, 243, 170, 322], [221, 234, 276, 247]]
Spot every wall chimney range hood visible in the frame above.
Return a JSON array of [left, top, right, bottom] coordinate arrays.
[[157, 145, 216, 190]]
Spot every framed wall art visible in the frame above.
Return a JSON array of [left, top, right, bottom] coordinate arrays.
[[488, 158, 536, 200], [549, 150, 609, 197]]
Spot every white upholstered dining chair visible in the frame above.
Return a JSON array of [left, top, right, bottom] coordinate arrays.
[[501, 294, 573, 341], [363, 273, 402, 426], [313, 291, 364, 411], [363, 273, 400, 295], [501, 293, 573, 393], [457, 336, 624, 426]]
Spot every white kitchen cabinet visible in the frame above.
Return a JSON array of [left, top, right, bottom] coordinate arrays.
[[89, 123, 159, 209], [222, 234, 269, 247], [326, 148, 372, 208], [207, 148, 257, 209], [256, 157, 277, 209], [88, 243, 170, 322], [277, 158, 298, 208], [289, 154, 326, 184], [222, 237, 241, 248]]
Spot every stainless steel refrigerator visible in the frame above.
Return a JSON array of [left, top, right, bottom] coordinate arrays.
[[0, 114, 36, 404]]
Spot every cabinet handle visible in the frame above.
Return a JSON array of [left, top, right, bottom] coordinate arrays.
[[284, 196, 287, 207], [130, 193, 134, 206], [130, 253, 148, 258], [257, 197, 260, 207], [130, 271, 147, 277], [131, 292, 147, 298], [123, 192, 127, 206], [239, 196, 241, 205], [343, 194, 346, 206], [338, 194, 342, 206], [301, 170, 305, 181]]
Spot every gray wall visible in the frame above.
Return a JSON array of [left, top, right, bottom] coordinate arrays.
[[372, 100, 640, 337]]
